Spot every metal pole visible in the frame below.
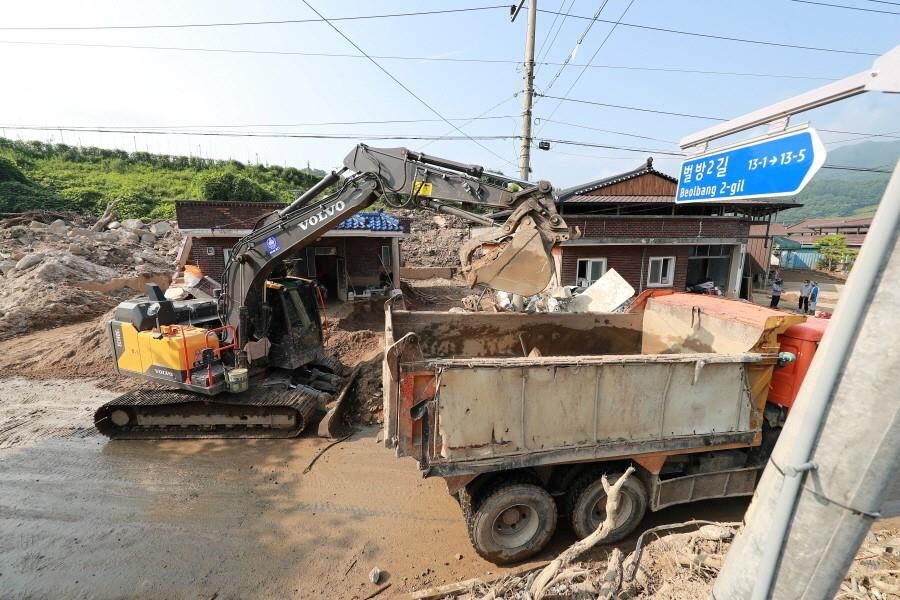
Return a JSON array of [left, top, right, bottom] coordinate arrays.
[[518, 0, 537, 181], [713, 160, 900, 599]]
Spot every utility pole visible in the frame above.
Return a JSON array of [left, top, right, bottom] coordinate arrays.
[[512, 0, 536, 181]]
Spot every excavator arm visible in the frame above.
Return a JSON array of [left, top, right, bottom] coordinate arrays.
[[220, 144, 573, 354]]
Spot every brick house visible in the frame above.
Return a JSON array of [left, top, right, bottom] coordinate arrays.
[[175, 200, 409, 301], [555, 159, 797, 297]]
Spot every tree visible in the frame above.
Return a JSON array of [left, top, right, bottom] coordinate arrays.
[[816, 234, 857, 271]]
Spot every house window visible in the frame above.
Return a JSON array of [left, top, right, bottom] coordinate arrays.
[[576, 258, 607, 286], [380, 244, 392, 269], [647, 256, 675, 287]]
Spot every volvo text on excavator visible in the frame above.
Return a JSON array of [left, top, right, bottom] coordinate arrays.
[[94, 144, 573, 439]]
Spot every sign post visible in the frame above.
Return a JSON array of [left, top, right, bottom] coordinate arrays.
[[675, 126, 826, 203]]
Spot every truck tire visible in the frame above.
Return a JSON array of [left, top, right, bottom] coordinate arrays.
[[567, 471, 648, 542], [467, 481, 557, 564]]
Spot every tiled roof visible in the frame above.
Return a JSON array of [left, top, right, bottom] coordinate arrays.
[[335, 211, 403, 232], [786, 216, 873, 231], [564, 194, 675, 204], [557, 158, 677, 200]]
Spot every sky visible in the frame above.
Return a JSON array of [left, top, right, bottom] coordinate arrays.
[[1, 0, 898, 188]]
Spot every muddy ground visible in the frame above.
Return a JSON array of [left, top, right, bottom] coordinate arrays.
[[0, 376, 752, 600]]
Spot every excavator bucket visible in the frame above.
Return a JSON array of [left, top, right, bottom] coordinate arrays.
[[317, 365, 360, 438], [460, 219, 555, 296]]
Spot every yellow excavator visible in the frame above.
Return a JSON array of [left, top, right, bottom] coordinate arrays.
[[94, 144, 573, 439]]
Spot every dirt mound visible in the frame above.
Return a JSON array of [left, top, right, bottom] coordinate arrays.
[[395, 209, 470, 267], [0, 308, 119, 379], [0, 213, 180, 340]]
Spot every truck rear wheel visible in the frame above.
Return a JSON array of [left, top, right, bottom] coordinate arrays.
[[567, 471, 647, 542], [467, 482, 557, 564]]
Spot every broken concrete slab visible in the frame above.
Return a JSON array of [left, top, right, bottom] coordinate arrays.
[[568, 268, 635, 313], [140, 233, 156, 245]]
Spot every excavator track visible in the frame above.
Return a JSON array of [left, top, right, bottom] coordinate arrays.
[[94, 387, 320, 440]]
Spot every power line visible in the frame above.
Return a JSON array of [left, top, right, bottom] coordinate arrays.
[[537, 93, 726, 120], [0, 5, 510, 31], [540, 0, 611, 97], [417, 94, 519, 151], [0, 115, 522, 131], [0, 125, 521, 141], [821, 164, 894, 173], [2, 124, 686, 156], [0, 40, 837, 80], [537, 0, 637, 133], [790, 0, 900, 14], [535, 0, 575, 69], [298, 0, 516, 168], [536, 118, 675, 143], [539, 138, 685, 156], [536, 8, 881, 55], [862, 0, 900, 5]]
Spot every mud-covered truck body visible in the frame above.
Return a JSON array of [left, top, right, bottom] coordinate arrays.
[[383, 292, 818, 563]]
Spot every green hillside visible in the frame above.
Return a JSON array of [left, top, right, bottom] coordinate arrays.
[[779, 140, 899, 223], [0, 138, 326, 219]]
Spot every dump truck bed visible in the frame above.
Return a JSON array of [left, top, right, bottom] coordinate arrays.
[[383, 294, 803, 478]]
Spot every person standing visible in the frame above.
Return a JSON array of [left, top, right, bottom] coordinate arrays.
[[808, 281, 820, 315], [799, 279, 812, 313], [770, 279, 783, 308]]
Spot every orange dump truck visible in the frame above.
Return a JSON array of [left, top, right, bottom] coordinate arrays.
[[382, 292, 827, 563]]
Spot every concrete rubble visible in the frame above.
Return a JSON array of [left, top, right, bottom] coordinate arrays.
[[0, 212, 181, 341]]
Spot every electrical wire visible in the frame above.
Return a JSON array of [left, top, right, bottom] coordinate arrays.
[[0, 125, 520, 141], [821, 164, 894, 173], [537, 93, 727, 120], [416, 94, 519, 151], [790, 0, 900, 14], [0, 5, 511, 30], [535, 118, 675, 143], [538, 138, 685, 156], [298, 0, 516, 169], [536, 8, 880, 56], [0, 40, 837, 80], [537, 0, 637, 134], [0, 115, 521, 131], [540, 0, 611, 97], [535, 0, 575, 69], [2, 124, 688, 157]]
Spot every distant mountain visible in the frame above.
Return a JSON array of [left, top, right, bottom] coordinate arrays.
[[779, 140, 900, 223]]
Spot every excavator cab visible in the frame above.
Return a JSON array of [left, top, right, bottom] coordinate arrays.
[[264, 278, 324, 370]]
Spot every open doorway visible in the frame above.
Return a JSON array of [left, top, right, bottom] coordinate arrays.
[[313, 251, 338, 299], [687, 245, 733, 288]]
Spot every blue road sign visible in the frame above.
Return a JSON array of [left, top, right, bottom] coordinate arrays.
[[676, 127, 826, 203]]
